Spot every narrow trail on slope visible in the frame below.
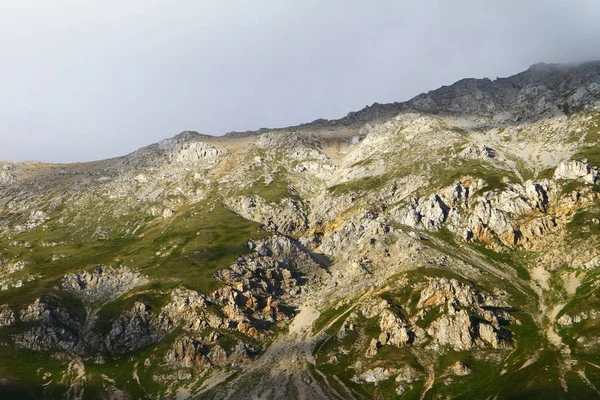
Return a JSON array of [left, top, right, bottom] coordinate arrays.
[[420, 232, 533, 300], [200, 227, 576, 399], [197, 283, 375, 400], [197, 304, 329, 399], [419, 365, 435, 400], [420, 231, 580, 393]]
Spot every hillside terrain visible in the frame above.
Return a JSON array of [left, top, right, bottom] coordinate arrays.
[[1, 61, 600, 399]]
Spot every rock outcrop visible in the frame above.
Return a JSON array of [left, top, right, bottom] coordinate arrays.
[[0, 304, 15, 326], [0, 61, 599, 399], [226, 196, 308, 236], [105, 302, 158, 353], [61, 266, 148, 304], [378, 309, 413, 346], [554, 160, 598, 184], [164, 335, 251, 370], [418, 278, 512, 351]]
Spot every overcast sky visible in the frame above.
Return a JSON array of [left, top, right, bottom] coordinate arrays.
[[1, 0, 599, 163]]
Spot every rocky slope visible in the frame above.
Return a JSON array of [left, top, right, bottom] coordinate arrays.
[[0, 61, 600, 399]]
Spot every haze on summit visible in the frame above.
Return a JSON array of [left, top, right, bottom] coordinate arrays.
[[1, 0, 599, 163]]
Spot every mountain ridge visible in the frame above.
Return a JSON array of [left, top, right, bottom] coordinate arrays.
[[224, 60, 600, 138], [3, 60, 599, 166], [0, 61, 599, 399]]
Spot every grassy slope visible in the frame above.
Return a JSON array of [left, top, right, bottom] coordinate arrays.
[[312, 223, 600, 399], [0, 197, 270, 397], [0, 111, 599, 398]]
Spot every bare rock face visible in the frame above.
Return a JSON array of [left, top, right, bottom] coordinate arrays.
[[557, 310, 600, 327], [415, 195, 450, 231], [15, 297, 83, 352], [378, 309, 413, 346], [0, 259, 28, 291], [105, 302, 158, 353], [320, 211, 389, 257], [418, 278, 512, 351], [164, 335, 251, 370], [157, 287, 208, 333], [323, 275, 514, 391], [294, 160, 336, 180], [169, 141, 224, 163], [427, 310, 479, 350], [14, 325, 80, 352], [0, 171, 15, 183], [450, 361, 471, 376], [93, 237, 306, 355], [392, 195, 449, 231], [215, 255, 297, 297], [226, 196, 308, 236], [157, 132, 226, 164], [426, 311, 513, 351], [518, 216, 560, 249], [215, 235, 319, 303], [162, 208, 176, 218], [352, 367, 398, 384], [417, 278, 484, 310], [554, 160, 598, 183], [250, 235, 320, 275], [477, 322, 508, 349], [496, 181, 552, 215], [9, 270, 292, 355], [0, 304, 15, 326], [392, 175, 561, 247], [61, 266, 148, 304], [408, 61, 600, 118], [395, 365, 423, 384], [365, 338, 380, 356], [465, 198, 511, 239], [3, 62, 600, 398], [19, 299, 48, 322], [462, 180, 555, 245], [0, 259, 27, 275], [460, 145, 497, 160], [164, 336, 210, 369], [11, 209, 50, 232], [20, 297, 74, 325], [209, 285, 289, 340]]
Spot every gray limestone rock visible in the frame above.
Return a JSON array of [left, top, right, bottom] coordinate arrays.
[[554, 160, 598, 184], [61, 266, 148, 304], [0, 304, 15, 326]]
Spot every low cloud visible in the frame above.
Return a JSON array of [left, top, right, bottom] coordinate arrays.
[[1, 0, 599, 162]]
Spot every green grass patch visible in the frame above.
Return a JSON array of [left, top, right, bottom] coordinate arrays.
[[327, 173, 392, 195], [243, 173, 299, 204], [0, 347, 68, 399], [429, 228, 458, 246], [313, 303, 354, 335], [565, 209, 600, 242], [428, 160, 516, 194], [470, 244, 533, 281]]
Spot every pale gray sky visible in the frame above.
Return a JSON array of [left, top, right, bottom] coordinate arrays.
[[1, 0, 599, 163]]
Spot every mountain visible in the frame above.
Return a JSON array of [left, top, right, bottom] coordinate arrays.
[[0, 61, 599, 399]]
